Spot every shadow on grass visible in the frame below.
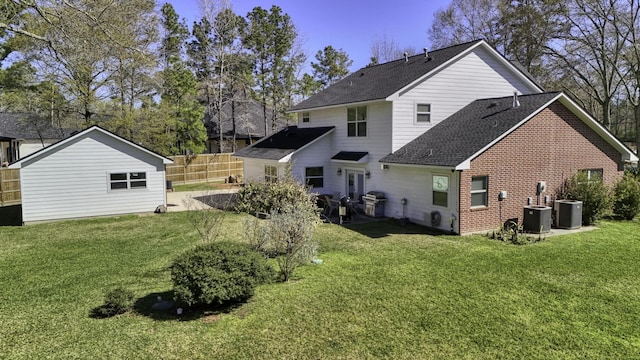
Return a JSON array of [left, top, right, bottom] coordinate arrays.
[[342, 218, 454, 239], [131, 290, 246, 322]]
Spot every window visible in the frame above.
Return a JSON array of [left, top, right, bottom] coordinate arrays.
[[347, 106, 367, 137], [109, 172, 147, 190], [265, 165, 277, 183], [432, 175, 449, 207], [580, 168, 603, 182], [416, 103, 431, 123], [471, 176, 488, 207], [305, 167, 324, 188], [302, 112, 310, 123]]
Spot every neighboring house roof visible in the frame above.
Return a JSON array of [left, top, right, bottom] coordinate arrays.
[[0, 112, 72, 140], [233, 126, 335, 162], [204, 100, 290, 140], [379, 92, 638, 169], [289, 40, 543, 112], [9, 125, 173, 168]]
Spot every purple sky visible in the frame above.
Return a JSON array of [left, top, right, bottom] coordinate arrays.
[[164, 0, 451, 72]]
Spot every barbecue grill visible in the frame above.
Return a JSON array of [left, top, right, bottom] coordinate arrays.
[[363, 191, 386, 217]]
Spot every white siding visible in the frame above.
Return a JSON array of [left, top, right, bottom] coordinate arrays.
[[379, 165, 460, 233], [20, 131, 166, 223], [291, 134, 334, 194], [242, 158, 282, 182], [391, 46, 541, 151], [296, 102, 393, 196]]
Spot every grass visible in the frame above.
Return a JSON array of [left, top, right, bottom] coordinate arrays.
[[1, 213, 640, 359], [172, 180, 229, 192]]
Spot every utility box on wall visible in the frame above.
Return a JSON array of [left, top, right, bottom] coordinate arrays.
[[523, 205, 551, 233]]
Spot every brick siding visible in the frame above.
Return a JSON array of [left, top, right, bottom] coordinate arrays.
[[459, 101, 625, 234]]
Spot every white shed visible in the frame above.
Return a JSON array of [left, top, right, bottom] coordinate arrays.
[[9, 126, 173, 224]]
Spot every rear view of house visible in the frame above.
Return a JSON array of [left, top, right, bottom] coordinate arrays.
[[9, 126, 173, 224], [0, 112, 71, 165]]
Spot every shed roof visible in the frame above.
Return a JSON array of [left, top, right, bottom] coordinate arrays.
[[9, 126, 174, 168]]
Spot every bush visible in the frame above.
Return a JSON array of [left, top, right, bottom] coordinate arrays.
[[560, 171, 612, 225], [95, 287, 135, 317], [170, 242, 274, 307], [235, 168, 317, 215], [614, 173, 640, 220]]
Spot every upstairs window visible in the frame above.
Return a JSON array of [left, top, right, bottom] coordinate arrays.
[[305, 167, 324, 188], [265, 165, 277, 183], [471, 176, 488, 207], [302, 112, 310, 123], [109, 172, 147, 190], [347, 106, 367, 137], [416, 103, 431, 123]]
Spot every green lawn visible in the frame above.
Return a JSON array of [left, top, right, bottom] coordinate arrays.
[[1, 213, 640, 359]]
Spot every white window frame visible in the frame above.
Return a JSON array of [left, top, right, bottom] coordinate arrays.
[[302, 112, 310, 123], [109, 172, 147, 191], [580, 168, 603, 182], [470, 176, 488, 208], [305, 166, 324, 188], [416, 103, 431, 123], [265, 165, 278, 183], [432, 174, 449, 207], [347, 106, 367, 137]]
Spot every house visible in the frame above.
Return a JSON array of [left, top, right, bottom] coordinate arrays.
[[234, 40, 638, 234], [9, 126, 173, 224], [0, 112, 71, 165], [204, 100, 290, 153]]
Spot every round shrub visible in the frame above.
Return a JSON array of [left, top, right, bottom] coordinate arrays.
[[96, 287, 135, 317], [170, 242, 274, 307], [614, 173, 640, 220]]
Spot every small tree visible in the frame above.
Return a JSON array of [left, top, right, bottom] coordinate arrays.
[[560, 171, 612, 225], [613, 172, 640, 220]]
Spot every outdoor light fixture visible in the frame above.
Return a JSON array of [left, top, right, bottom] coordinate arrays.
[[365, 170, 370, 178], [337, 168, 342, 176]]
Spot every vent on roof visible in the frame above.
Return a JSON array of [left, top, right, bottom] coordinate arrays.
[[513, 91, 520, 108], [404, 52, 408, 62]]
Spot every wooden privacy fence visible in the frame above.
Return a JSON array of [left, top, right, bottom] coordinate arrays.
[[166, 153, 244, 185], [0, 168, 21, 206]]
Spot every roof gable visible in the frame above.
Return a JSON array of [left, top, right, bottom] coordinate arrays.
[[9, 126, 173, 168], [379, 92, 638, 168], [233, 126, 334, 161], [289, 40, 542, 112]]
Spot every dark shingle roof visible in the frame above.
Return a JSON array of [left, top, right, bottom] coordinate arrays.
[[0, 113, 71, 140], [379, 92, 561, 167], [233, 126, 334, 160], [289, 40, 484, 111], [331, 151, 368, 161], [204, 100, 289, 139]]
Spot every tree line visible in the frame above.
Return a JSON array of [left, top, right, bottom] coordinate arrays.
[[0, 0, 352, 155], [1, 0, 639, 155]]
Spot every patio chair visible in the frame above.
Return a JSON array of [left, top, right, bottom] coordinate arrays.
[[323, 195, 338, 217]]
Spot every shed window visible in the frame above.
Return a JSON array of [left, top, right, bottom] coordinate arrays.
[[305, 167, 324, 188], [110, 172, 147, 190], [471, 176, 488, 207], [302, 112, 310, 123]]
